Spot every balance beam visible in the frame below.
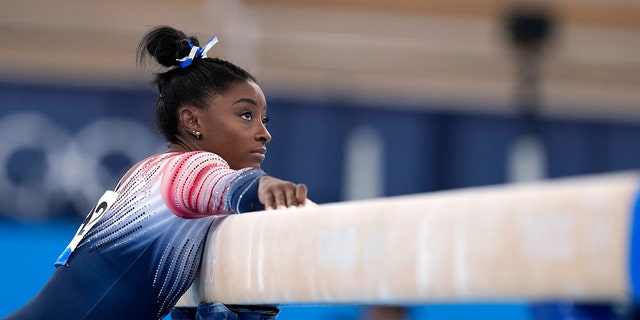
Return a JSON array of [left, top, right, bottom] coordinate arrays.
[[177, 171, 640, 306]]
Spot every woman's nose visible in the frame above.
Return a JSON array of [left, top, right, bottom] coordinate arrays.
[[257, 123, 272, 143]]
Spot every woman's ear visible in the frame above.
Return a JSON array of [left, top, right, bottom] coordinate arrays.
[[179, 107, 202, 139]]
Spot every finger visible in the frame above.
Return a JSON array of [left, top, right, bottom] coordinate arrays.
[[261, 192, 275, 210], [284, 185, 299, 208], [273, 190, 287, 209], [296, 184, 308, 206]]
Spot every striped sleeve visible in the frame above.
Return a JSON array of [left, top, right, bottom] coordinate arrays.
[[161, 151, 266, 218]]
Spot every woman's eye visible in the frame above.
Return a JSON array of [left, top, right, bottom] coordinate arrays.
[[240, 112, 253, 121], [262, 116, 270, 124]]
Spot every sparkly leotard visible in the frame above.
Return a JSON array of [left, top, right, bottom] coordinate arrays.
[[5, 151, 265, 320]]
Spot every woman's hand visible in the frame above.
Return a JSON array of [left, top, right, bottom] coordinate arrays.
[[258, 176, 308, 210]]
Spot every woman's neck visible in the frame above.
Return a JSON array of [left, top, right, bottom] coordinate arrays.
[[166, 140, 194, 153]]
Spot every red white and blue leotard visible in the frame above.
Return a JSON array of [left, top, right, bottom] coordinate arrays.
[[6, 151, 265, 320]]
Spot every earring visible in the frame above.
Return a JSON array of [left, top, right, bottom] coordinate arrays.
[[192, 130, 201, 139]]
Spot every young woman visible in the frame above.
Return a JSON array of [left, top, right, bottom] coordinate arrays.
[[5, 25, 307, 320]]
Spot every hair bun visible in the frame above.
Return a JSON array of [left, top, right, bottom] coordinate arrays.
[[137, 26, 200, 68]]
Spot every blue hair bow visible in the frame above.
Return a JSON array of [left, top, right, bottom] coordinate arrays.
[[177, 35, 219, 68]]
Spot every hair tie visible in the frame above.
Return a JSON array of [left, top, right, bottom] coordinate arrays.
[[177, 35, 219, 68]]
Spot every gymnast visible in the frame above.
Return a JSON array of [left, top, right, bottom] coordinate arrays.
[[4, 25, 307, 320]]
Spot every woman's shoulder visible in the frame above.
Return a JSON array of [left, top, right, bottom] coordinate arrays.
[[116, 151, 232, 190], [113, 152, 178, 191], [142, 150, 223, 163], [166, 150, 229, 164], [147, 151, 232, 175]]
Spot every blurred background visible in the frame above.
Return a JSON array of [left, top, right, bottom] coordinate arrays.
[[1, 0, 639, 319]]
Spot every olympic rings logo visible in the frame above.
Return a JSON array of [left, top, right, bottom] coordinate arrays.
[[0, 112, 164, 220]]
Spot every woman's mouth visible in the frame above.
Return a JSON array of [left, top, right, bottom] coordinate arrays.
[[250, 148, 266, 161]]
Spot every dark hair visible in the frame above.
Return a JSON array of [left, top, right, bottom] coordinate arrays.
[[137, 25, 256, 143]]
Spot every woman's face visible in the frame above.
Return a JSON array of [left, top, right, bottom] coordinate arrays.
[[197, 80, 271, 169]]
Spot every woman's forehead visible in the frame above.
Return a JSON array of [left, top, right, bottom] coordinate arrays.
[[216, 81, 266, 107]]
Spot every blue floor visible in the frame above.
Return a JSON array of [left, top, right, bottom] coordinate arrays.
[[0, 219, 533, 319]]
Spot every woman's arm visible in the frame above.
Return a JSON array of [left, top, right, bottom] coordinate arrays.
[[161, 152, 308, 217], [161, 152, 266, 218]]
